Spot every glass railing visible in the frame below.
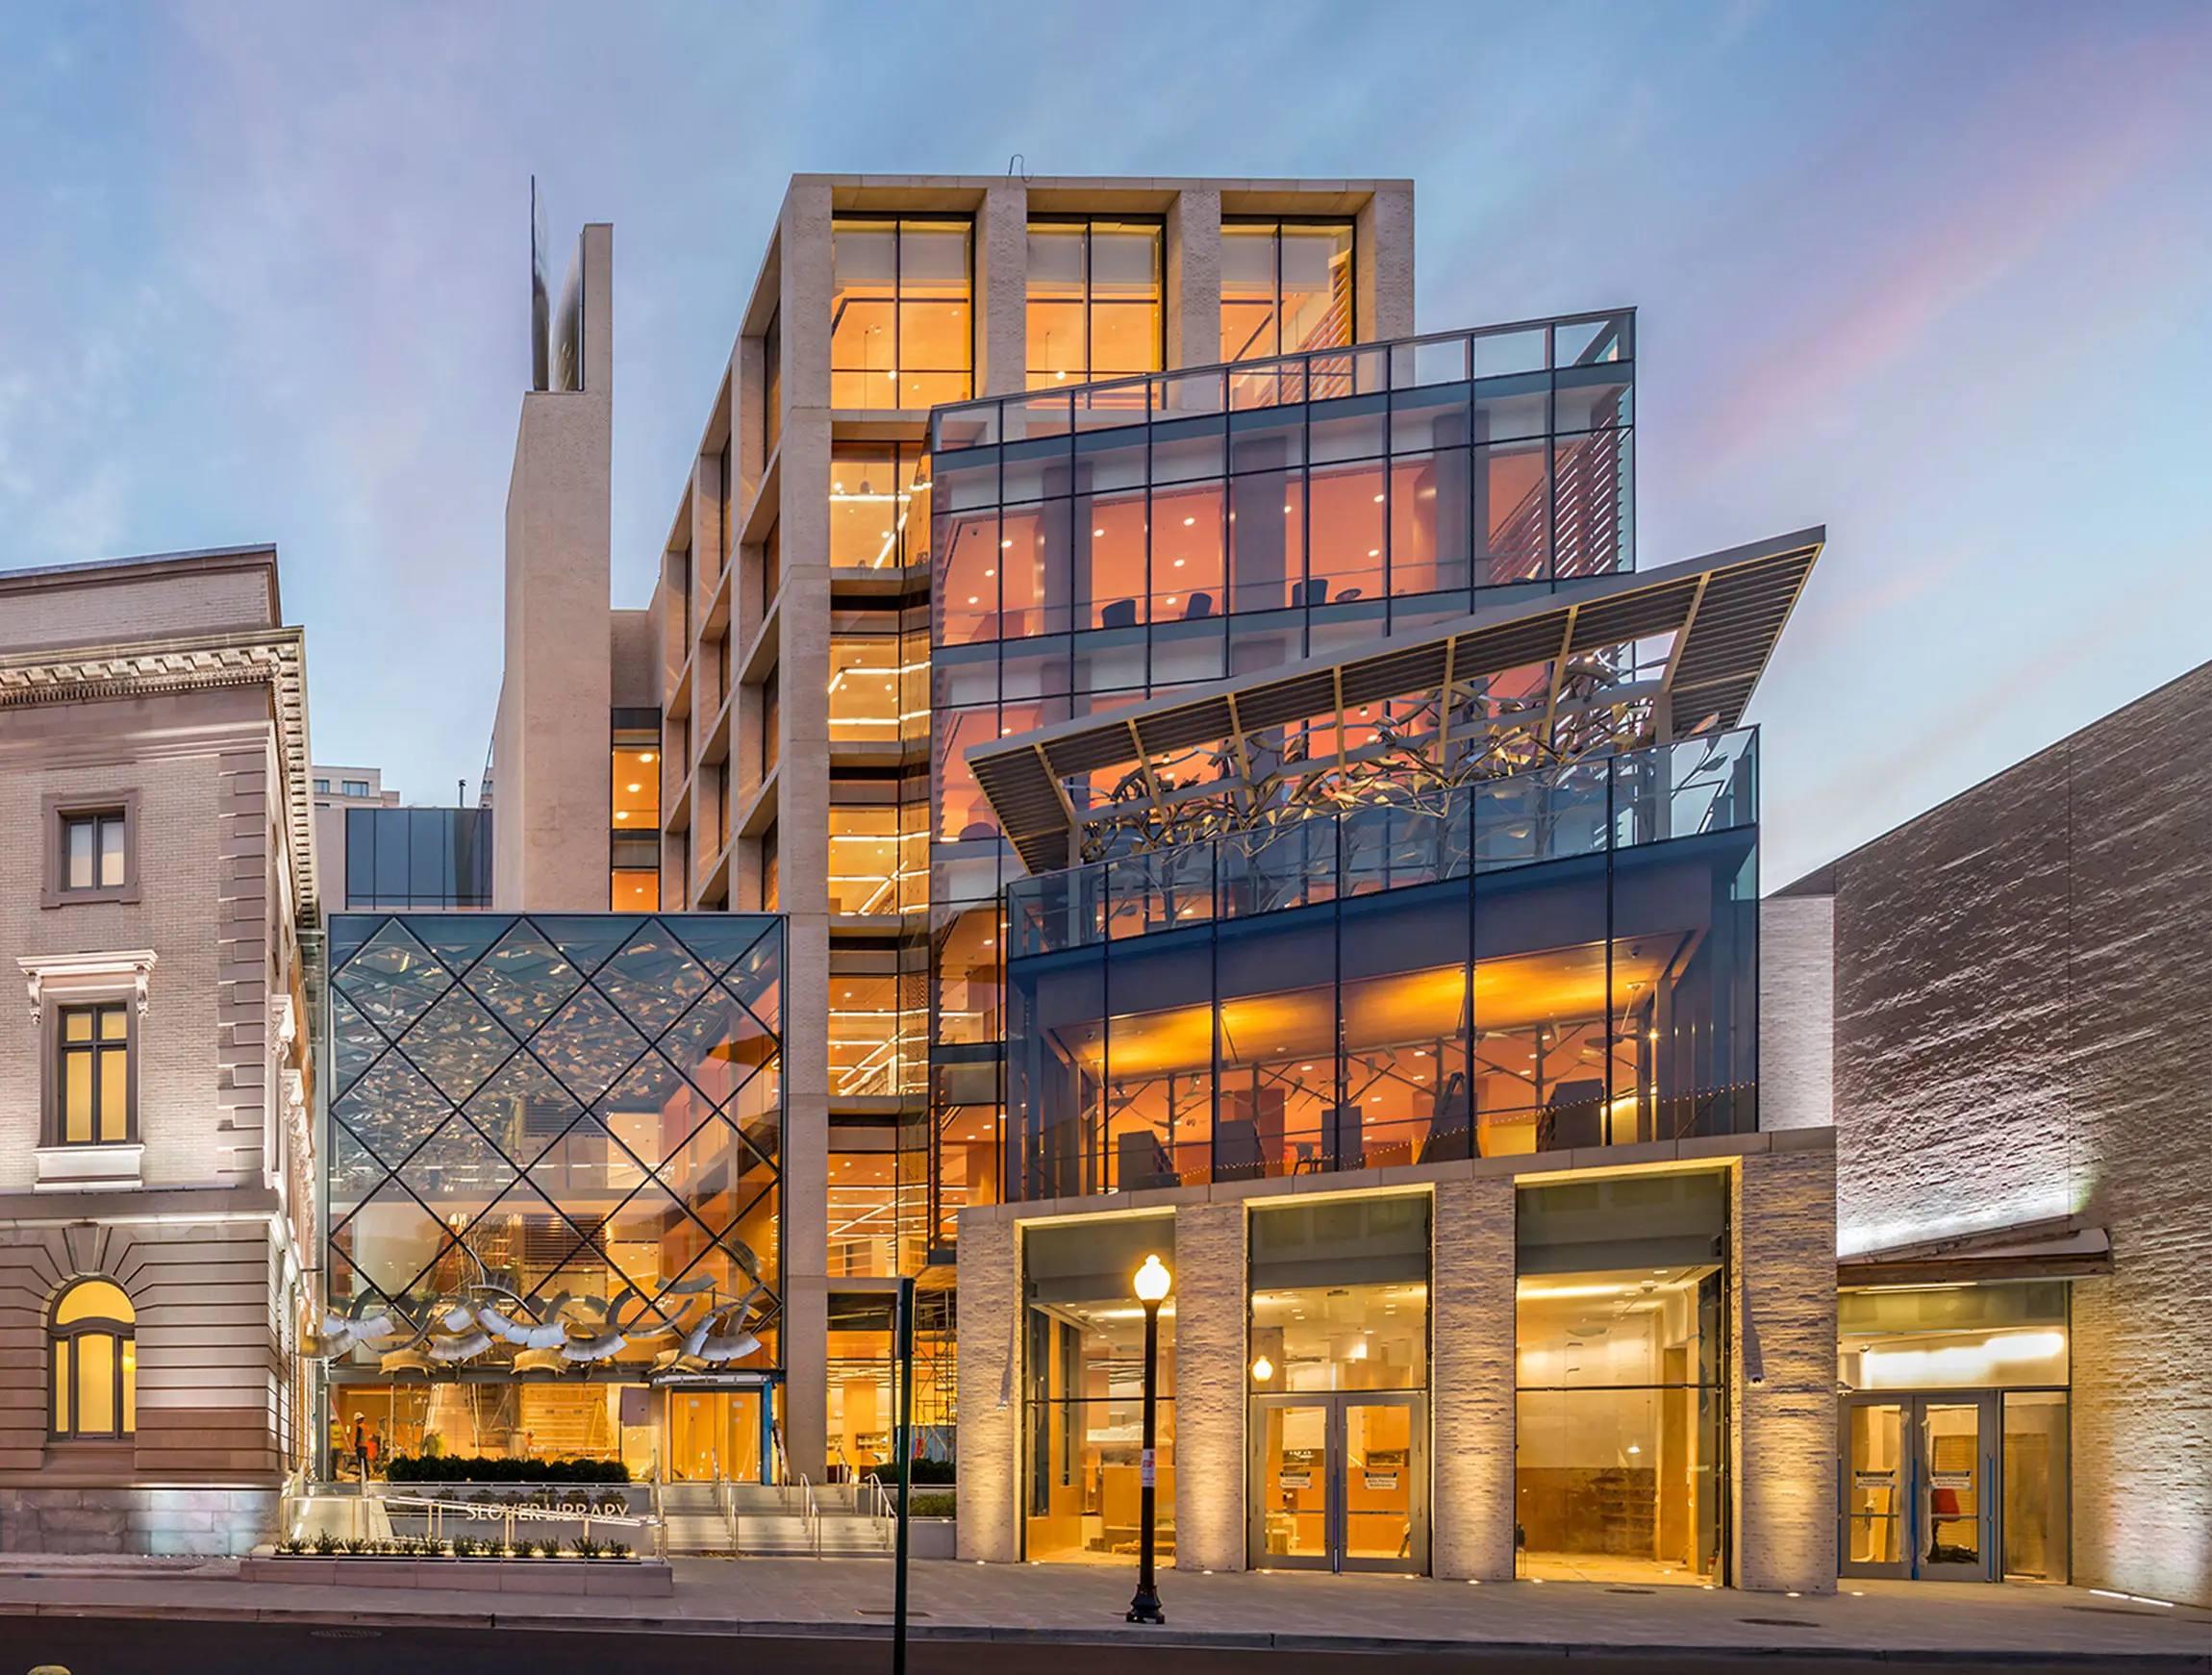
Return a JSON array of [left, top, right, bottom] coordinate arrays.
[[930, 312, 1632, 451], [1008, 728, 1754, 958]]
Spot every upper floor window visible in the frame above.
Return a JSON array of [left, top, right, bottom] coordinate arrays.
[[611, 715, 662, 912], [1220, 221, 1355, 362], [62, 812, 127, 892], [1026, 219, 1163, 388], [763, 305, 783, 455], [831, 217, 971, 410], [51, 1279, 136, 1440], [830, 444, 932, 571], [314, 778, 331, 794], [57, 1003, 132, 1146], [341, 780, 371, 798]]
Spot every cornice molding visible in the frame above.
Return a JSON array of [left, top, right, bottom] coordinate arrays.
[[0, 628, 319, 928]]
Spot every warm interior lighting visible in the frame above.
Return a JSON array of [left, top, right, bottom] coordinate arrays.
[[1250, 1355, 1273, 1382], [1133, 1254, 1172, 1303]]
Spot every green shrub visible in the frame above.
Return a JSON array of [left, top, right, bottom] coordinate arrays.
[[384, 1454, 630, 1485], [910, 1492, 957, 1518], [275, 1537, 307, 1555], [866, 1459, 956, 1486], [606, 1540, 633, 1561], [312, 1531, 341, 1556]]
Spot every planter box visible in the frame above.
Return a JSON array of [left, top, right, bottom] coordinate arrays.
[[242, 1553, 673, 1597], [909, 1517, 956, 1561]]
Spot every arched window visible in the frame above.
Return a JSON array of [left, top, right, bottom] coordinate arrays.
[[51, 1279, 136, 1439]]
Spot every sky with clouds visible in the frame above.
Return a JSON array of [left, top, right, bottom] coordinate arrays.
[[0, 0, 2205, 885]]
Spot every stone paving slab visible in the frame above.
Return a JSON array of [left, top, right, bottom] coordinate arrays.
[[0, 1557, 2200, 1665]]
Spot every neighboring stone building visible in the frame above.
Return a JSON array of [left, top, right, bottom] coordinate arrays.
[[0, 546, 318, 1554], [1777, 658, 2212, 1607]]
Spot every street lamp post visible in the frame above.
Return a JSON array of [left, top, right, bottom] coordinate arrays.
[[1126, 1253, 1171, 1625]]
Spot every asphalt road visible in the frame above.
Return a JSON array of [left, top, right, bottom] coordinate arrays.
[[7, 1616, 2202, 1675]]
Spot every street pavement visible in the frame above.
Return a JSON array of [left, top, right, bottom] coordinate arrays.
[[0, 1554, 2204, 1672]]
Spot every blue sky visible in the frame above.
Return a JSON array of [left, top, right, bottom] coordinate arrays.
[[0, 0, 2205, 884]]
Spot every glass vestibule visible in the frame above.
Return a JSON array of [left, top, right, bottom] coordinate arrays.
[[1515, 1171, 1727, 1586], [1024, 1215, 1175, 1563]]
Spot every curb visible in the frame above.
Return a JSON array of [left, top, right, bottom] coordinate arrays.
[[0, 1600, 2205, 1667]]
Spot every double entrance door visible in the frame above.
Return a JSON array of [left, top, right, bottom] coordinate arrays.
[[1840, 1393, 1995, 1580], [1249, 1392, 1426, 1572]]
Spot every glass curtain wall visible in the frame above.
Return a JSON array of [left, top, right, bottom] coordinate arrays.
[[322, 913, 784, 1463], [830, 218, 972, 410], [827, 1288, 957, 1475], [1027, 219, 1164, 389], [927, 316, 1636, 1243], [1515, 1171, 1727, 1586], [1024, 1214, 1174, 1562], [1000, 735, 1758, 1200], [343, 808, 495, 911]]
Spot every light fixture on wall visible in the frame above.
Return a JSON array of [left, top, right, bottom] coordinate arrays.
[[1250, 1354, 1273, 1383]]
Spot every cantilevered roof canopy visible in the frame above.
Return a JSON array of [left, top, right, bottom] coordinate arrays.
[[968, 527, 1822, 875]]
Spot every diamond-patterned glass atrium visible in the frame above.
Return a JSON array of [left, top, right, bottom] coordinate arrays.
[[322, 913, 784, 1378]]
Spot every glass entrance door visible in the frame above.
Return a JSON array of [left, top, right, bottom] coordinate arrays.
[[1250, 1393, 1426, 1572], [1920, 1400, 1988, 1578], [1842, 1400, 1907, 1576], [1840, 1394, 1996, 1581], [666, 1389, 765, 1483]]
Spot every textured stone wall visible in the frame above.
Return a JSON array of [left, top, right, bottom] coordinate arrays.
[[1758, 895, 1833, 1132], [1430, 1174, 1516, 1579], [953, 1210, 1019, 1562], [1169, 1199, 1245, 1571], [1785, 659, 2212, 1606], [1732, 1134, 1839, 1593], [0, 1487, 276, 1556]]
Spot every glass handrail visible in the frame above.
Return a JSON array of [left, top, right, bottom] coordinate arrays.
[[1007, 726, 1753, 958]]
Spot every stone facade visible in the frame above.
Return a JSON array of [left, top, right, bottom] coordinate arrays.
[[0, 548, 317, 1554], [958, 1135, 1837, 1585], [1781, 658, 2212, 1607], [1429, 1174, 1516, 1580], [1731, 1133, 1839, 1592]]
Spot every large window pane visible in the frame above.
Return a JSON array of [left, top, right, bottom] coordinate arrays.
[[1516, 1173, 1727, 1585], [832, 219, 971, 409], [1025, 1216, 1175, 1562]]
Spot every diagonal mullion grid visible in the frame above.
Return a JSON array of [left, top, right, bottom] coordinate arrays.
[[325, 912, 784, 1359]]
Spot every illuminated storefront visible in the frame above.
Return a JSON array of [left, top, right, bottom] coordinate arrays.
[[319, 912, 784, 1482]]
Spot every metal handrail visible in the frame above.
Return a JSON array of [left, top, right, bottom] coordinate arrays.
[[796, 1473, 819, 1556], [716, 1474, 738, 1551]]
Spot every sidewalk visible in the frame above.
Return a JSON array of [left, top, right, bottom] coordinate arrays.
[[0, 1554, 2203, 1666]]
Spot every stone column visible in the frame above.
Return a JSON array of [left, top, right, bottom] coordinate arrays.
[[974, 180, 1028, 398], [954, 1209, 1020, 1562], [1170, 1198, 1245, 1571], [1166, 188, 1221, 371], [1431, 1171, 1517, 1578], [1356, 185, 1416, 341], [1733, 1132, 1839, 1592]]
